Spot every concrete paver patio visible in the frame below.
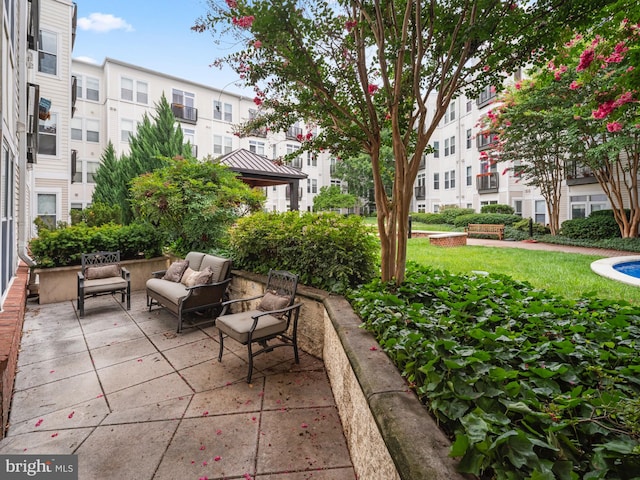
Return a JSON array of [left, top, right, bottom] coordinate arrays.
[[0, 292, 355, 480]]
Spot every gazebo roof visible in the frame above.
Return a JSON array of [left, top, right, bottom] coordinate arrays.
[[218, 148, 307, 187]]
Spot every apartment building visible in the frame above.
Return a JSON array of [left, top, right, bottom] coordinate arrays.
[[69, 57, 335, 215], [413, 74, 615, 225]]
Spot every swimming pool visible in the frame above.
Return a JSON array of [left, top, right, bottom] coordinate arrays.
[[591, 256, 640, 287], [614, 261, 640, 279]]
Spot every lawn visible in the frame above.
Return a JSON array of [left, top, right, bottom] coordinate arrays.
[[406, 237, 640, 305], [362, 216, 456, 232]]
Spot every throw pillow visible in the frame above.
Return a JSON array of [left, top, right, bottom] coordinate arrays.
[[183, 267, 214, 288], [163, 260, 189, 283], [85, 264, 121, 280], [257, 291, 290, 312], [180, 267, 196, 286]]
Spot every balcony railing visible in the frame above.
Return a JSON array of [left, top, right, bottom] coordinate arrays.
[[249, 127, 267, 138], [71, 149, 78, 183], [477, 132, 498, 151], [414, 185, 426, 200], [71, 76, 77, 118], [171, 103, 198, 124], [476, 172, 499, 193]]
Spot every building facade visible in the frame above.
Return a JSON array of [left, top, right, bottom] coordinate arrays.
[[412, 72, 621, 226], [69, 57, 337, 216]]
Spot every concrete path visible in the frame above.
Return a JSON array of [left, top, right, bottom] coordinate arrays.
[[0, 292, 355, 480]]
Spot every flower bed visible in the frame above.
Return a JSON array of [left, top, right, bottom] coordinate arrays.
[[349, 264, 640, 479]]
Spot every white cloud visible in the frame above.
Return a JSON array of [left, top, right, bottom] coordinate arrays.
[[77, 13, 134, 33]]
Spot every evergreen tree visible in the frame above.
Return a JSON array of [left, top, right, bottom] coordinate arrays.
[[92, 93, 192, 224]]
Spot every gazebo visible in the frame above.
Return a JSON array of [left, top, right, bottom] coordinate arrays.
[[217, 149, 308, 210]]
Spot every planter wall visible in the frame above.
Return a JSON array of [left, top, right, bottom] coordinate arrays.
[[34, 256, 169, 304]]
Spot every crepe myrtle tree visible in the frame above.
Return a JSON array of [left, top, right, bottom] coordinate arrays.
[[194, 0, 610, 283]]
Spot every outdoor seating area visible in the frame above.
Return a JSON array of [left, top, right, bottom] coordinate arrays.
[[465, 223, 506, 240], [0, 291, 355, 479], [77, 251, 131, 318]]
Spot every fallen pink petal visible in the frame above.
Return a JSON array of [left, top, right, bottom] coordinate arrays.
[[200, 445, 206, 450], [301, 423, 309, 428], [369, 346, 378, 351], [35, 419, 43, 427], [51, 433, 58, 438], [214, 456, 221, 462], [68, 411, 75, 419]]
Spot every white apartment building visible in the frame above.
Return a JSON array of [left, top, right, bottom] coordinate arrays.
[[69, 57, 336, 215], [413, 73, 615, 225]]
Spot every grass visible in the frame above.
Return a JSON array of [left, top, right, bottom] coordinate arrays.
[[362, 217, 456, 232], [406, 237, 640, 305]]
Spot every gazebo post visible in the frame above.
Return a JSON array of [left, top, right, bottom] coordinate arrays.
[[289, 179, 300, 211]]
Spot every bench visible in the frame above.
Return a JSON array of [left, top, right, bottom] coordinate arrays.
[[77, 251, 131, 318], [146, 252, 232, 333], [465, 223, 505, 240]]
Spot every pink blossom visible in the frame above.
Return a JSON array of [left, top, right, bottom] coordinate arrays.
[[225, 0, 237, 8], [253, 40, 262, 48], [592, 100, 615, 119], [576, 49, 595, 71], [613, 91, 634, 108], [232, 16, 255, 28], [483, 65, 490, 72], [368, 84, 379, 95], [345, 20, 357, 32], [515, 82, 521, 90], [605, 52, 624, 64], [607, 121, 623, 132], [627, 66, 635, 72], [569, 81, 581, 90], [253, 97, 263, 106]]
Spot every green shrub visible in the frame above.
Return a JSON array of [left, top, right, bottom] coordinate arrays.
[[453, 213, 522, 228], [512, 217, 550, 235], [71, 202, 122, 226], [349, 263, 640, 479], [410, 212, 446, 224], [503, 226, 529, 241], [439, 207, 475, 224], [535, 235, 640, 253], [229, 211, 379, 292], [29, 222, 164, 268], [560, 215, 621, 239], [480, 204, 514, 215]]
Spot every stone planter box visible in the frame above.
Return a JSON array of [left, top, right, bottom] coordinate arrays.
[[34, 256, 169, 304]]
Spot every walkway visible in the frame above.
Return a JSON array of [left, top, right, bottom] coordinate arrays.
[[0, 292, 355, 480], [465, 237, 639, 257]]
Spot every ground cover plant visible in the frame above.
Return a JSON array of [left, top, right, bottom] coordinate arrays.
[[349, 263, 640, 479], [406, 239, 640, 305]]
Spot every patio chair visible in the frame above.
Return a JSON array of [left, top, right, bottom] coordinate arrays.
[[77, 251, 130, 318], [216, 270, 302, 383]]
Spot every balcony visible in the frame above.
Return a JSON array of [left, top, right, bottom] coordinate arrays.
[[566, 163, 598, 186], [71, 149, 78, 183], [171, 103, 198, 124], [286, 126, 303, 141], [249, 127, 267, 138], [71, 76, 77, 118], [476, 172, 499, 193], [477, 132, 498, 151], [414, 185, 426, 200], [27, 83, 40, 164]]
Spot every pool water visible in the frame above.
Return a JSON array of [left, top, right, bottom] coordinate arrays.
[[613, 261, 640, 279]]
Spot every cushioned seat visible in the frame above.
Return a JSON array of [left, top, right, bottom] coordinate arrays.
[[216, 270, 302, 383], [77, 251, 130, 318]]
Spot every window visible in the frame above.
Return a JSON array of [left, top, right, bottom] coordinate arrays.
[[37, 193, 57, 229], [121, 77, 134, 101], [466, 100, 472, 113], [433, 172, 440, 190], [307, 178, 317, 193], [477, 85, 497, 107], [450, 136, 456, 156], [75, 75, 82, 99], [213, 135, 232, 155], [535, 200, 546, 224], [570, 194, 608, 219], [307, 151, 317, 167], [447, 102, 456, 122], [513, 200, 523, 217], [286, 144, 302, 168], [71, 118, 82, 141], [136, 81, 148, 104], [38, 113, 57, 155], [121, 119, 134, 142], [87, 162, 99, 183], [173, 89, 195, 108], [433, 141, 439, 158], [249, 140, 265, 156], [38, 30, 57, 75], [86, 77, 99, 101], [450, 170, 456, 189], [444, 171, 450, 189], [444, 138, 450, 157], [73, 158, 82, 183], [213, 101, 233, 122], [86, 119, 99, 142], [224, 103, 232, 122], [466, 166, 472, 186], [213, 101, 222, 120], [466, 129, 472, 149], [1, 143, 15, 296]]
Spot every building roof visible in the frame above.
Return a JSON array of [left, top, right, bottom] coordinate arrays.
[[218, 148, 308, 187]]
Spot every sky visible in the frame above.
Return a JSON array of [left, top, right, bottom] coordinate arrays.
[[72, 0, 248, 95]]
